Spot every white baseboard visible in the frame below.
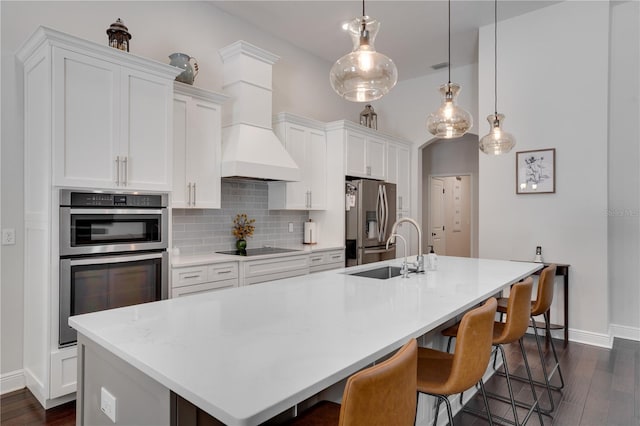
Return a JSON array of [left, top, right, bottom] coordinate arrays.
[[609, 323, 640, 342], [1, 369, 25, 394], [568, 328, 613, 348]]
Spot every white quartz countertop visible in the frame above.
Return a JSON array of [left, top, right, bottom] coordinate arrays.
[[69, 256, 541, 426], [171, 243, 344, 267]]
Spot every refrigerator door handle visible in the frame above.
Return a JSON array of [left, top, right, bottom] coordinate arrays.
[[376, 185, 382, 241], [381, 185, 389, 242]]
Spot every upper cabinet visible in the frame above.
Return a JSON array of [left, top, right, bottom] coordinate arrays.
[[344, 127, 386, 180], [173, 83, 228, 209], [268, 113, 327, 210], [386, 141, 411, 212], [35, 29, 180, 190]]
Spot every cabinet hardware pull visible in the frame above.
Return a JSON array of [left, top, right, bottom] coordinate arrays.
[[331, 255, 342, 259], [183, 274, 200, 279], [216, 270, 232, 274], [115, 156, 120, 186], [187, 183, 192, 206], [123, 156, 128, 186], [366, 166, 371, 176], [193, 182, 196, 206], [309, 191, 312, 208]]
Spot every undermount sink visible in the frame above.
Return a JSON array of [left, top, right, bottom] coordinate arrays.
[[348, 266, 402, 280]]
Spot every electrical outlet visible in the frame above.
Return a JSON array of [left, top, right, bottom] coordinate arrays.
[[288, 222, 294, 233], [1, 228, 15, 245], [100, 387, 117, 423]]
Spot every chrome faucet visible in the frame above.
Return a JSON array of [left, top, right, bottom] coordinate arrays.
[[389, 217, 424, 273], [386, 233, 409, 278]]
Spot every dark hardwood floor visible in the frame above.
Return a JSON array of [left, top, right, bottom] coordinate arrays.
[[1, 337, 638, 425]]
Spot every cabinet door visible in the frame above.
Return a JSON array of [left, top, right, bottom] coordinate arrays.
[[283, 123, 310, 209], [187, 98, 222, 208], [308, 129, 327, 210], [52, 48, 120, 188], [122, 68, 173, 190], [345, 130, 367, 177], [387, 144, 398, 184], [396, 145, 410, 211], [172, 95, 189, 207], [366, 135, 386, 180]]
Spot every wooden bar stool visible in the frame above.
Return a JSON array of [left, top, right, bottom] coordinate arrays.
[[496, 264, 565, 414], [417, 298, 497, 426], [286, 338, 417, 426], [442, 278, 543, 425]]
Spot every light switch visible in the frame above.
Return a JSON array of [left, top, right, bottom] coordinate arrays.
[[100, 387, 117, 423]]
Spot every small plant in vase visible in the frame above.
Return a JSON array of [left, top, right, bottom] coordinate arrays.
[[232, 213, 255, 252]]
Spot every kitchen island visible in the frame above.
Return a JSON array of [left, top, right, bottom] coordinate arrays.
[[70, 256, 541, 425]]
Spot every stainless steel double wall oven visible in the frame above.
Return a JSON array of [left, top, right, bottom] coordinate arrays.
[[59, 190, 169, 347]]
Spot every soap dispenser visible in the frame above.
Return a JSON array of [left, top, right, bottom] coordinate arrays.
[[427, 245, 438, 271]]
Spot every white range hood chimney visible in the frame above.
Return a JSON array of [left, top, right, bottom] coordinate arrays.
[[218, 41, 300, 182]]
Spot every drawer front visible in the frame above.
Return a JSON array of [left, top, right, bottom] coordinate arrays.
[[308, 253, 326, 267], [208, 262, 238, 282], [244, 255, 309, 285], [171, 279, 237, 298], [172, 266, 208, 288], [325, 249, 345, 264]]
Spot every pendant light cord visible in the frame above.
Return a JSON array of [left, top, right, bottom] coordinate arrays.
[[362, 0, 365, 17], [448, 0, 451, 84], [494, 0, 498, 115]]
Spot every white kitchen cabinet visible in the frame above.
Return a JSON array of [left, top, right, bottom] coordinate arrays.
[[309, 248, 345, 273], [345, 127, 386, 180], [173, 83, 228, 208], [51, 43, 178, 191], [387, 141, 411, 211], [17, 26, 180, 407], [268, 113, 327, 210], [171, 262, 238, 297]]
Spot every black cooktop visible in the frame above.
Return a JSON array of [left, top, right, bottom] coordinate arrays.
[[216, 247, 302, 257]]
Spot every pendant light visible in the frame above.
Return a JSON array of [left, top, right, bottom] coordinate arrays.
[[329, 0, 398, 102], [479, 0, 516, 154], [426, 0, 473, 139]]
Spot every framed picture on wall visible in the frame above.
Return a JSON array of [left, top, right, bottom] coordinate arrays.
[[516, 148, 556, 194]]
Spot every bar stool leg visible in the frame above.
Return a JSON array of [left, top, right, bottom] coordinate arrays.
[[478, 379, 495, 426], [531, 316, 557, 413], [543, 311, 565, 390], [519, 338, 544, 425]]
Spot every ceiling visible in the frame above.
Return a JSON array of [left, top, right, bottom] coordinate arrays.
[[212, 1, 559, 81]]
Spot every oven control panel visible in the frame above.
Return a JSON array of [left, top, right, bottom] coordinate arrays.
[[62, 191, 167, 208]]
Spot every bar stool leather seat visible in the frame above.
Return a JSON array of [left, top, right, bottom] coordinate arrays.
[[287, 338, 417, 426]]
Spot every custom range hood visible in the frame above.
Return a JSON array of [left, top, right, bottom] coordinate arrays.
[[218, 41, 300, 182]]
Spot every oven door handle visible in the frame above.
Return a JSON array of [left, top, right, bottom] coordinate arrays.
[[68, 208, 165, 215], [68, 252, 165, 266]]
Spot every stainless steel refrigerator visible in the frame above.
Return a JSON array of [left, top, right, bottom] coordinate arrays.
[[345, 179, 396, 266]]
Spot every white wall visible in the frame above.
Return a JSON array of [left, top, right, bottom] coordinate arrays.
[[0, 0, 360, 380], [608, 0, 640, 340], [478, 1, 611, 344], [374, 63, 479, 254]]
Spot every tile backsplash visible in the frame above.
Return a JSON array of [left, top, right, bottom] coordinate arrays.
[[172, 179, 309, 255]]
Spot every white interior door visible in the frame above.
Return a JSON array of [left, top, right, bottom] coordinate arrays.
[[430, 177, 446, 254]]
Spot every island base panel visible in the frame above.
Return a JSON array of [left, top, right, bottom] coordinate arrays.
[[77, 335, 170, 425]]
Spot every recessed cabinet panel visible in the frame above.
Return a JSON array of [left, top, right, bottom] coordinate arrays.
[[345, 131, 367, 177], [366, 135, 386, 180], [124, 70, 172, 190], [53, 48, 120, 187], [172, 84, 226, 209], [396, 145, 410, 211], [268, 114, 327, 210]]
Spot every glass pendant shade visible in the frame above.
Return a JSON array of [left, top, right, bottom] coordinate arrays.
[[427, 83, 473, 138], [479, 113, 516, 155], [330, 17, 398, 102]]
